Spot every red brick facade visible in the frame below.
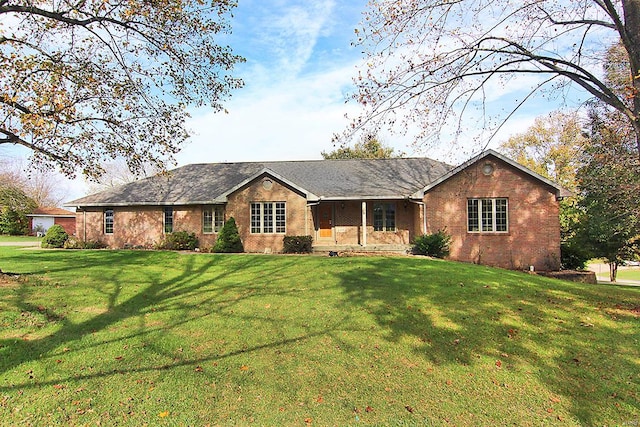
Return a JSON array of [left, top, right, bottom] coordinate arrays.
[[423, 157, 561, 270], [71, 154, 562, 271]]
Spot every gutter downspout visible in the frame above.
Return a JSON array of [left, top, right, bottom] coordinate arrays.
[[306, 201, 321, 241], [78, 207, 86, 241], [361, 201, 367, 247]]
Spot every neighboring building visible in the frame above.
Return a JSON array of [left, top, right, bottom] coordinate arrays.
[[27, 207, 77, 236], [66, 150, 568, 270]]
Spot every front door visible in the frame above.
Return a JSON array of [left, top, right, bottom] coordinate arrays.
[[319, 203, 333, 239]]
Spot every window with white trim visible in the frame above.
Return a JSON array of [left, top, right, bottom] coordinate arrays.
[[104, 209, 114, 234], [373, 203, 396, 231], [467, 198, 508, 232], [203, 206, 224, 233], [164, 207, 173, 233], [251, 202, 285, 234]]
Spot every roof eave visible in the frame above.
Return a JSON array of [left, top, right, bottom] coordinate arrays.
[[422, 149, 566, 196]]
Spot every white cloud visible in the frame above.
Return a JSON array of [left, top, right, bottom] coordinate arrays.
[[237, 0, 338, 80], [179, 61, 362, 164]]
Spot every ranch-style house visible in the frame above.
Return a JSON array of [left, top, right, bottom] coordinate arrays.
[[67, 150, 568, 271]]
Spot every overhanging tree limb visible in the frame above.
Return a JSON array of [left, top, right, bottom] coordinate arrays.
[[348, 0, 640, 157], [0, 0, 244, 179]]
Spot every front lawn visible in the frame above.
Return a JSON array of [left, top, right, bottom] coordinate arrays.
[[0, 235, 41, 243], [0, 248, 638, 425]]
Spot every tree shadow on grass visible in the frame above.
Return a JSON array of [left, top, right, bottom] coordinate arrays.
[[331, 256, 640, 425], [0, 252, 337, 386]]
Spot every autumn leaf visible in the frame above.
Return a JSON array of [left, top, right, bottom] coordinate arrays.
[[316, 395, 324, 403], [365, 406, 374, 412], [115, 356, 124, 361], [405, 405, 414, 413], [495, 360, 502, 368], [159, 410, 170, 418], [240, 365, 249, 371], [195, 366, 203, 372], [304, 417, 312, 424], [53, 384, 65, 389], [550, 396, 561, 403]]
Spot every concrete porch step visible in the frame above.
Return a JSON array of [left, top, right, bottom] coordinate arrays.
[[313, 244, 412, 254]]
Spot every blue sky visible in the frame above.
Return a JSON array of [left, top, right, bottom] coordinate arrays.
[[176, 0, 369, 165], [5, 0, 590, 201]]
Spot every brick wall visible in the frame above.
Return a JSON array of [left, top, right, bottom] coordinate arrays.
[[77, 206, 164, 248], [54, 217, 76, 236], [225, 176, 310, 253], [424, 156, 561, 271]]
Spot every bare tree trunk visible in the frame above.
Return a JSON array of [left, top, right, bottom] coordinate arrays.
[[609, 261, 619, 282], [623, 0, 640, 158]]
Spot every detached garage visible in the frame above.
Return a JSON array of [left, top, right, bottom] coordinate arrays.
[[27, 207, 76, 236]]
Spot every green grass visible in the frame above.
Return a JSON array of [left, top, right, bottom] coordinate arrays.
[[615, 269, 640, 281], [0, 235, 41, 243], [0, 248, 638, 426]]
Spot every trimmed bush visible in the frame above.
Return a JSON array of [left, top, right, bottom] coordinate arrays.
[[213, 217, 244, 253], [283, 235, 313, 253], [41, 225, 69, 248], [157, 231, 199, 251], [412, 229, 451, 258], [63, 237, 107, 249]]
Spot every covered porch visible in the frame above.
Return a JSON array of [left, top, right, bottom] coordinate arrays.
[[309, 199, 426, 252]]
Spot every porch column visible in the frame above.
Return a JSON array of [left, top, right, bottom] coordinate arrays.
[[422, 203, 427, 234], [361, 201, 367, 247]]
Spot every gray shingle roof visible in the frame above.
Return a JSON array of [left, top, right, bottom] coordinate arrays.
[[67, 157, 454, 207]]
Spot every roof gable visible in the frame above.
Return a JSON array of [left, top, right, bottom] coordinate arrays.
[[216, 168, 320, 202], [414, 149, 567, 199]]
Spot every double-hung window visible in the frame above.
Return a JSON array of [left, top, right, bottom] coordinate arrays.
[[104, 209, 114, 234], [203, 206, 224, 233], [164, 207, 174, 233], [373, 203, 396, 231], [251, 202, 285, 234], [467, 198, 508, 232]]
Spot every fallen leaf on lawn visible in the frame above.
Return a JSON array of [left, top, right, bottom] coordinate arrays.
[[405, 405, 414, 413], [546, 408, 554, 413], [495, 360, 502, 368], [240, 365, 249, 371], [158, 410, 170, 418], [316, 395, 323, 403], [195, 366, 203, 372], [365, 406, 374, 412], [53, 384, 65, 390], [304, 417, 312, 424], [446, 379, 452, 386], [115, 356, 123, 361], [550, 396, 561, 403]]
